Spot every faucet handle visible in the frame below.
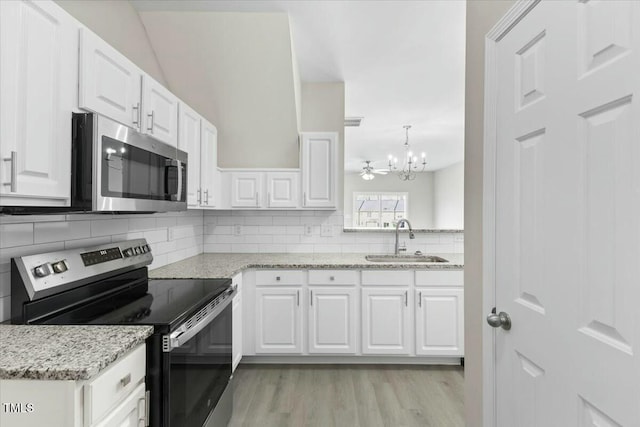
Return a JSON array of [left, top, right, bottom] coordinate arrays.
[[398, 242, 407, 252]]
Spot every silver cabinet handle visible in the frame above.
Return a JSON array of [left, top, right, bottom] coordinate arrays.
[[3, 151, 17, 192], [147, 111, 155, 133], [132, 102, 140, 127], [120, 373, 132, 387], [303, 192, 306, 206], [197, 188, 202, 204], [310, 290, 313, 306], [256, 192, 259, 207], [268, 191, 271, 207], [204, 189, 209, 205], [276, 276, 281, 281], [418, 291, 422, 307], [404, 290, 408, 307], [297, 290, 300, 306], [330, 276, 335, 281]]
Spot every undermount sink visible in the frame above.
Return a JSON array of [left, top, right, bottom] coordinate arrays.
[[365, 254, 449, 263]]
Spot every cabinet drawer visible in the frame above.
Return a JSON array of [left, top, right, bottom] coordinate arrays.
[[361, 270, 412, 286], [308, 270, 358, 285], [255, 270, 304, 286], [85, 344, 146, 425], [415, 270, 463, 287]]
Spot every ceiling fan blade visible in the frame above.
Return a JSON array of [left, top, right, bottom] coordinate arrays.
[[375, 171, 388, 175]]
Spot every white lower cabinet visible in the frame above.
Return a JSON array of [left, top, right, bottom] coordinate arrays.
[[0, 344, 147, 427], [361, 288, 411, 355], [243, 268, 463, 360], [308, 288, 357, 354], [93, 383, 146, 427], [415, 288, 464, 356], [255, 287, 302, 354]]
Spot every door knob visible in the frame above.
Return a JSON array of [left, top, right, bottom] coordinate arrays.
[[487, 307, 511, 330]]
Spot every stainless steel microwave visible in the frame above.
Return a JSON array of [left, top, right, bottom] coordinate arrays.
[[71, 113, 187, 212]]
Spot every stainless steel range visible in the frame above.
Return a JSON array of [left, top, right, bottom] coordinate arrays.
[[11, 239, 234, 427]]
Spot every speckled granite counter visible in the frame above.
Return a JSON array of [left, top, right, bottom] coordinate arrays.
[[0, 325, 153, 381], [149, 253, 464, 280]]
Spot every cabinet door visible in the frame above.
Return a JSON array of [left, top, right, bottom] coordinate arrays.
[[200, 119, 218, 208], [0, 0, 77, 206], [142, 76, 178, 146], [93, 383, 146, 427], [79, 28, 142, 130], [255, 287, 302, 354], [415, 288, 464, 356], [300, 132, 337, 209], [178, 103, 201, 208], [308, 288, 357, 354], [361, 288, 411, 355], [232, 294, 242, 371], [266, 172, 299, 208], [230, 172, 262, 208]]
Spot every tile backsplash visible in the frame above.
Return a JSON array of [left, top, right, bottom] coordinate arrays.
[[203, 210, 464, 255], [0, 209, 463, 322], [0, 211, 204, 321]]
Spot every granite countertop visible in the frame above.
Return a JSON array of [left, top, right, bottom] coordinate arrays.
[[0, 325, 153, 381], [149, 253, 464, 280]]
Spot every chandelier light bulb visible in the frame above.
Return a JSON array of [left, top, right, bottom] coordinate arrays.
[[421, 152, 426, 158], [386, 125, 427, 181]]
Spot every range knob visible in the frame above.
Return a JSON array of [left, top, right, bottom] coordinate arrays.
[[33, 263, 53, 278], [134, 246, 142, 255], [123, 248, 134, 257], [51, 260, 68, 274]]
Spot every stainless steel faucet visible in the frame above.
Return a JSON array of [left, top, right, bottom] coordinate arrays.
[[395, 219, 415, 255]]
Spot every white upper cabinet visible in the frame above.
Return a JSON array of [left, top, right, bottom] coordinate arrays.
[[178, 103, 202, 208], [200, 119, 218, 208], [79, 28, 178, 147], [230, 172, 263, 208], [300, 132, 338, 209], [266, 172, 299, 208], [0, 0, 78, 206], [79, 28, 142, 130], [142, 77, 178, 146]]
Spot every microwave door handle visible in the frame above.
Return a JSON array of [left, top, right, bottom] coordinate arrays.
[[166, 159, 183, 201]]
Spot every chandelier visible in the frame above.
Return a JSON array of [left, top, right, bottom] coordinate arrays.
[[387, 125, 426, 181]]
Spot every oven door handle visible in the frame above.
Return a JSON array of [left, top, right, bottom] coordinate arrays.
[[165, 286, 236, 351]]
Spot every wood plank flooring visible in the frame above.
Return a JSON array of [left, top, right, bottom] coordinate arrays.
[[228, 364, 464, 427]]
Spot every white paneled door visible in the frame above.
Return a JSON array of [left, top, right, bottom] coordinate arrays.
[[308, 288, 357, 354], [488, 1, 640, 425], [178, 103, 201, 208]]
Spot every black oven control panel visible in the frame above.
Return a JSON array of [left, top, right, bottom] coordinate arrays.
[[80, 247, 123, 266]]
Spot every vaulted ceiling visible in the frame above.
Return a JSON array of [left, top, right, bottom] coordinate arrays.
[[132, 0, 466, 172]]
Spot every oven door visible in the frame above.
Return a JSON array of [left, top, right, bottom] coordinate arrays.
[[94, 114, 187, 212], [167, 299, 232, 427]]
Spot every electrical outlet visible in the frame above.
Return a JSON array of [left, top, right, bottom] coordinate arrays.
[[304, 224, 313, 237], [233, 224, 243, 236], [167, 228, 174, 241], [320, 224, 333, 237]]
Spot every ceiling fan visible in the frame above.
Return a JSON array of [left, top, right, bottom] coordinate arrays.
[[360, 161, 389, 180]]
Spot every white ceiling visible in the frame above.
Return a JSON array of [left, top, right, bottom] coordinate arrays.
[[132, 0, 467, 173]]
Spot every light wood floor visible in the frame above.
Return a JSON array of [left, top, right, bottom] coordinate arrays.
[[228, 364, 464, 427]]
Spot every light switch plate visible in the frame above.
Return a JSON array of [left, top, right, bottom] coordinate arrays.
[[233, 225, 243, 236], [320, 224, 333, 237]]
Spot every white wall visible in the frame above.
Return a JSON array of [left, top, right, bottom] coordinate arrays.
[[203, 210, 463, 255], [464, 1, 515, 426], [139, 11, 300, 168], [0, 211, 204, 322], [434, 161, 464, 229], [55, 0, 167, 86], [343, 172, 435, 229]]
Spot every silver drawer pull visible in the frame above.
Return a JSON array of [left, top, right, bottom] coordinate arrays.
[[120, 373, 132, 387], [3, 151, 17, 192], [132, 103, 140, 126], [330, 276, 335, 281], [147, 111, 155, 133], [276, 276, 281, 281]]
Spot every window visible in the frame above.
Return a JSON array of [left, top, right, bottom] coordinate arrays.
[[352, 192, 408, 228]]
